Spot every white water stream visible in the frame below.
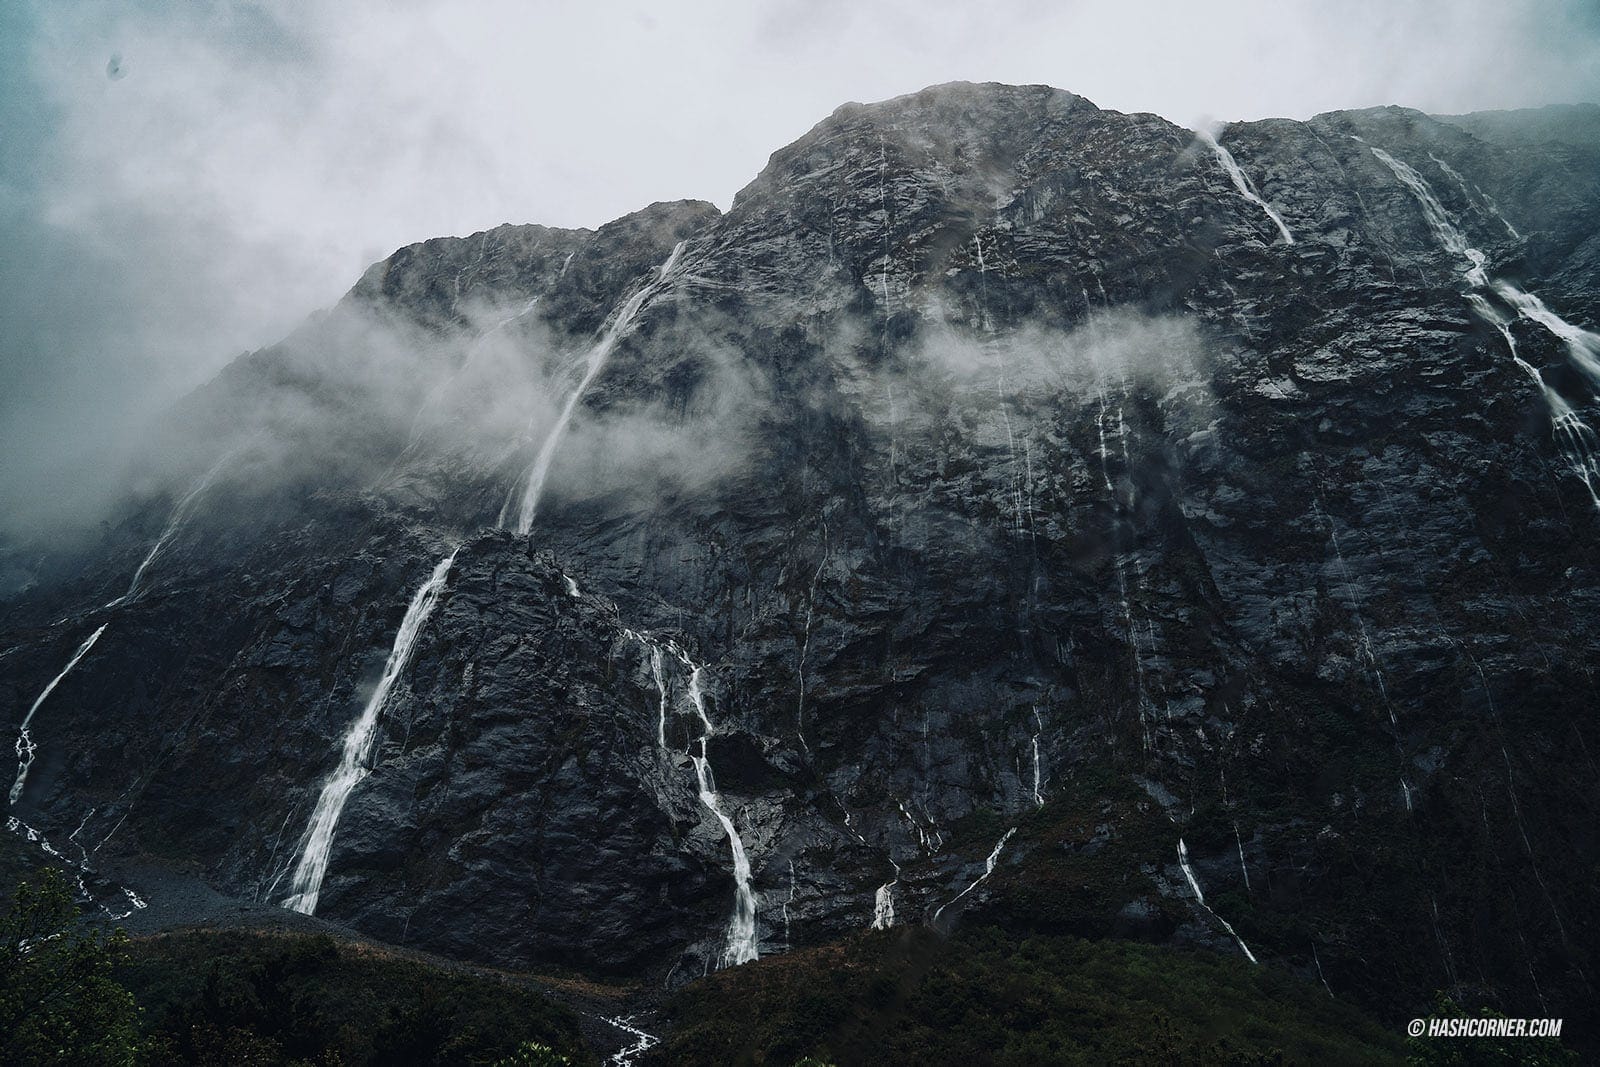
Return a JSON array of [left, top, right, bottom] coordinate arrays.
[[1177, 838, 1258, 964], [1201, 130, 1295, 245], [1370, 146, 1600, 510], [506, 242, 687, 533], [280, 548, 458, 915], [628, 630, 759, 967], [10, 625, 108, 805]]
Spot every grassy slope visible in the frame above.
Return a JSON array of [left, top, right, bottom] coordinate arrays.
[[117, 929, 596, 1065], [662, 926, 1406, 1066]]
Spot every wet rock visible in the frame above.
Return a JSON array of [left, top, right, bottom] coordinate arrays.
[[3, 83, 1597, 1031]]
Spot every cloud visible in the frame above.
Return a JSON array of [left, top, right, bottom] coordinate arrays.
[[903, 310, 1211, 394], [2, 0, 1598, 538]]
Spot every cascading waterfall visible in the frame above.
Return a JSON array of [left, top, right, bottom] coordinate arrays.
[[10, 625, 109, 805], [1429, 152, 1520, 239], [1200, 129, 1295, 245], [107, 456, 231, 610], [1370, 147, 1489, 286], [1312, 944, 1335, 998], [871, 863, 898, 930], [783, 861, 798, 949], [646, 641, 670, 748], [629, 630, 759, 967], [896, 801, 924, 850], [6, 814, 147, 920], [16, 462, 227, 799], [1470, 297, 1600, 508], [932, 827, 1017, 924], [1177, 838, 1258, 964], [795, 522, 829, 753], [1370, 146, 1600, 510], [279, 548, 458, 915], [1489, 283, 1600, 388], [1233, 823, 1252, 892], [684, 665, 760, 967], [897, 799, 943, 853], [68, 808, 95, 866], [506, 241, 687, 534]]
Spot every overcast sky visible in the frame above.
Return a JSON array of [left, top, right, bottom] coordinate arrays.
[[4, 0, 1600, 535]]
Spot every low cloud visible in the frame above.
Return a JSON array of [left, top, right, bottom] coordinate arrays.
[[2, 0, 1597, 540]]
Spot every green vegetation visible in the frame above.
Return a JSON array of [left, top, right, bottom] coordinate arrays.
[[664, 926, 1407, 1065], [118, 929, 595, 1065], [492, 1041, 577, 1066], [1404, 994, 1576, 1066], [0, 860, 598, 1065], [8, 849, 1575, 1067], [0, 867, 143, 1065]]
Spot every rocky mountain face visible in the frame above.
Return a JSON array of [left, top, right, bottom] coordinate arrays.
[[4, 83, 1598, 1034]]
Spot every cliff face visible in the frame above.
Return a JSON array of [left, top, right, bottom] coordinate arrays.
[[4, 83, 1597, 1028]]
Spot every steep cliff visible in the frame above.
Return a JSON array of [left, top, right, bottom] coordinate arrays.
[[4, 83, 1597, 1040]]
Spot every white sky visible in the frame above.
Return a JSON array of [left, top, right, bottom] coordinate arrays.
[[4, 0, 1599, 533]]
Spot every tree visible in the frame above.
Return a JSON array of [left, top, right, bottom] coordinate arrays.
[[1405, 993, 1577, 1066], [492, 1041, 573, 1067], [0, 867, 143, 1065]]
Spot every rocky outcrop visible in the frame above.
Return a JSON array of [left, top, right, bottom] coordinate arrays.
[[3, 83, 1596, 1032]]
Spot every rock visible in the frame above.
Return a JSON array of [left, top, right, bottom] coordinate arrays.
[[3, 82, 1597, 1033]]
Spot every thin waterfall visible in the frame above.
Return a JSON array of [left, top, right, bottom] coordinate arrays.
[[279, 548, 458, 915], [1177, 838, 1258, 964], [932, 827, 1017, 924], [10, 625, 109, 805], [1370, 145, 1600, 510], [106, 455, 232, 610], [507, 242, 687, 533], [1200, 129, 1295, 244], [629, 630, 759, 967]]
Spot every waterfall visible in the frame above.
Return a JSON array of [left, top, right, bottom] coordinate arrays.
[[871, 867, 898, 930], [1030, 705, 1046, 807], [684, 665, 760, 967], [1370, 146, 1600, 510], [932, 827, 1017, 924], [508, 241, 687, 533], [103, 454, 232, 611], [1233, 823, 1252, 892], [630, 630, 760, 967], [1429, 152, 1520, 239], [280, 548, 458, 915], [1098, 394, 1151, 750], [109, 464, 223, 607], [1177, 838, 1258, 963], [5, 815, 148, 920], [11, 625, 109, 805], [1201, 129, 1295, 244], [14, 460, 228, 799], [1311, 493, 1395, 722]]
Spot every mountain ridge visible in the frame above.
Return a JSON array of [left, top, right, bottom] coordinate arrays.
[[3, 80, 1597, 1053]]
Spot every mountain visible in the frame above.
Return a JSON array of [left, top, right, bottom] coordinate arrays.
[[3, 82, 1597, 1055]]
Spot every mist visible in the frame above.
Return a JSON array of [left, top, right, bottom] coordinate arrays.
[[3, 0, 1599, 539]]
